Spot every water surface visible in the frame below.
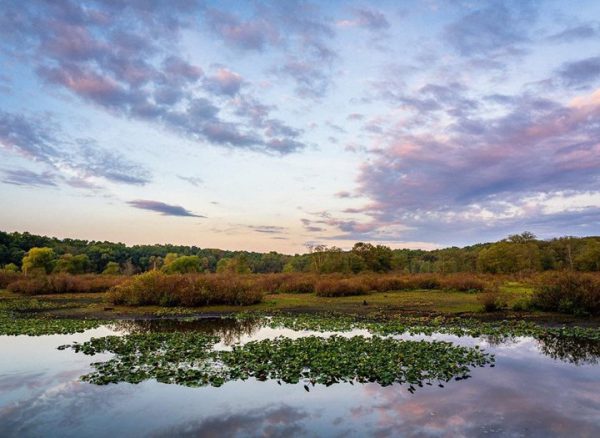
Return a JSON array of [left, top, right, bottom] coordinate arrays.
[[1, 318, 599, 437]]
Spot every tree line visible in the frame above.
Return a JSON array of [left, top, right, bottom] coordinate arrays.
[[1, 230, 600, 275]]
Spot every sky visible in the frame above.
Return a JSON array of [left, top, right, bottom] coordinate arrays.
[[1, 0, 600, 253]]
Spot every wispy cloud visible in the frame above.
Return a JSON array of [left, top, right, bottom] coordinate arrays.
[[127, 200, 205, 218], [557, 56, 600, 88], [247, 225, 286, 234], [2, 169, 58, 187], [177, 175, 204, 187], [0, 111, 151, 188]]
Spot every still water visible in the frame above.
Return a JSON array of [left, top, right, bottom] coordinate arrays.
[[1, 318, 599, 437]]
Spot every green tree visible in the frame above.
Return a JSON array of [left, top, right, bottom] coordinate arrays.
[[216, 255, 251, 274], [507, 231, 537, 243], [575, 240, 600, 271], [162, 255, 204, 274], [477, 241, 541, 274], [22, 247, 56, 275], [102, 261, 121, 275], [148, 255, 164, 271], [352, 242, 393, 272], [2, 263, 19, 272], [54, 253, 90, 274], [163, 253, 179, 267]]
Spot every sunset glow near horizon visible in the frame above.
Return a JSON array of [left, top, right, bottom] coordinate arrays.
[[1, 0, 600, 253]]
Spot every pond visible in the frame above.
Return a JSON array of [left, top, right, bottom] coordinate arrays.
[[1, 317, 599, 437]]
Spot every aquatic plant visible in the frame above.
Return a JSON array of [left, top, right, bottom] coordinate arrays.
[[0, 315, 102, 336], [61, 333, 494, 390], [0, 297, 103, 335]]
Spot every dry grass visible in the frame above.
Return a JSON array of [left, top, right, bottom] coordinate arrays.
[[7, 274, 124, 295]]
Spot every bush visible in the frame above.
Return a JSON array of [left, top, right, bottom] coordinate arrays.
[[368, 276, 410, 292], [276, 275, 316, 294], [532, 272, 600, 315], [440, 275, 486, 292], [0, 270, 21, 288], [7, 274, 123, 295], [415, 275, 441, 290], [511, 297, 531, 312], [315, 277, 369, 297], [478, 285, 506, 312], [108, 271, 263, 307]]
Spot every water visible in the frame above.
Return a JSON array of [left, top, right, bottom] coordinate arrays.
[[1, 319, 599, 437]]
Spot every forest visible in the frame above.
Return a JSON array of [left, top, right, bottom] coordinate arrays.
[[1, 230, 599, 275]]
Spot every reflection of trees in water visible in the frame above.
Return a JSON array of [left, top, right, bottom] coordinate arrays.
[[465, 333, 600, 365], [536, 334, 600, 365], [480, 334, 519, 347], [107, 318, 600, 365], [110, 318, 263, 345]]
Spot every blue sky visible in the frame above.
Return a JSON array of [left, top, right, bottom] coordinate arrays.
[[1, 0, 600, 253]]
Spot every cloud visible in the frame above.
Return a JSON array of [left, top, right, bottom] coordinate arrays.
[[0, 1, 306, 154], [557, 56, 600, 88], [334, 88, 600, 244], [444, 1, 537, 58], [204, 67, 243, 96], [0, 111, 60, 162], [177, 175, 203, 187], [338, 8, 390, 32], [203, 8, 280, 51], [273, 57, 332, 98], [0, 110, 151, 188], [204, 1, 337, 99], [128, 200, 205, 218], [547, 23, 600, 43], [1, 169, 58, 187], [246, 225, 286, 234], [74, 142, 151, 185]]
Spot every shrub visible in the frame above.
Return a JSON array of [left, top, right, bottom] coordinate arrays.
[[440, 275, 486, 292], [276, 275, 316, 294], [532, 272, 600, 315], [511, 297, 531, 312], [478, 285, 506, 312], [7, 274, 123, 295], [7, 277, 49, 295], [415, 275, 441, 290], [315, 278, 369, 297], [0, 270, 21, 288], [369, 276, 410, 292], [108, 272, 263, 307]]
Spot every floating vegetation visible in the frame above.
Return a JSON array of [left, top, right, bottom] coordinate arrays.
[[61, 333, 494, 390], [0, 316, 102, 336], [0, 297, 102, 336], [219, 336, 493, 389]]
